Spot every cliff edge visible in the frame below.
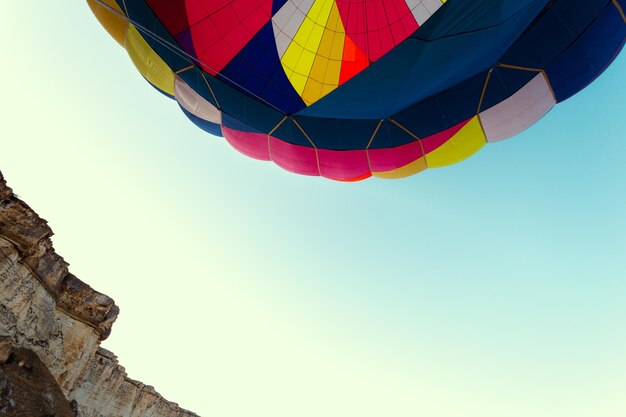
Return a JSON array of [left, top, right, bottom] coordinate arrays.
[[0, 171, 198, 417]]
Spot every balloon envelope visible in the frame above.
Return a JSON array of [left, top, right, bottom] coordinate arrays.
[[88, 0, 626, 181]]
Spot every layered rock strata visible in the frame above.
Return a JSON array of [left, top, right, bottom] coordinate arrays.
[[0, 171, 198, 417]]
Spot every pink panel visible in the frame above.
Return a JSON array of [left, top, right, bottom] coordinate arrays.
[[317, 149, 371, 181], [421, 118, 471, 154], [222, 126, 271, 161], [269, 138, 320, 176], [336, 0, 418, 61], [186, 0, 272, 75], [368, 141, 424, 172]]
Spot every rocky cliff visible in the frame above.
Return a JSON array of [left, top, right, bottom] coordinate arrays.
[[0, 171, 198, 417]]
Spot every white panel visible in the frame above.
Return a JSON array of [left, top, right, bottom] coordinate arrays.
[[272, 0, 316, 58], [422, 0, 444, 14], [406, 0, 444, 25], [479, 73, 556, 143], [174, 77, 221, 125]]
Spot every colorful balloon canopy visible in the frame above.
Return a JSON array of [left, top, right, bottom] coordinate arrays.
[[88, 0, 626, 181]]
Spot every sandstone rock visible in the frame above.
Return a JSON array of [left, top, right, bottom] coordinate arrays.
[[0, 337, 10, 364], [0, 345, 75, 417], [0, 170, 199, 416]]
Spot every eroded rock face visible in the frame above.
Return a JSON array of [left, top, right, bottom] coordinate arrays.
[[0, 171, 198, 417], [0, 340, 75, 417]]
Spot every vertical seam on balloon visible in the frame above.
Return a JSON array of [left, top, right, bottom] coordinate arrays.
[[291, 117, 321, 175], [496, 63, 542, 72], [120, 0, 128, 15], [267, 117, 288, 162], [175, 65, 195, 74], [540, 70, 557, 103], [388, 118, 428, 168], [476, 115, 488, 144], [477, 69, 493, 113], [613, 0, 626, 23], [200, 73, 221, 110], [365, 120, 383, 173]]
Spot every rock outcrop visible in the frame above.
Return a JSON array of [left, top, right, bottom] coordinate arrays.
[[0, 338, 75, 417], [0, 171, 198, 417]]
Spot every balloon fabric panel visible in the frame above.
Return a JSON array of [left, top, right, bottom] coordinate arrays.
[[88, 0, 625, 181]]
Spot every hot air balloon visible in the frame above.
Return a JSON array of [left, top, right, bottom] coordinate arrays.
[[88, 0, 625, 181]]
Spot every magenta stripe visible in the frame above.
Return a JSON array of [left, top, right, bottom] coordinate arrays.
[[222, 126, 271, 161], [317, 149, 371, 180], [269, 137, 320, 176]]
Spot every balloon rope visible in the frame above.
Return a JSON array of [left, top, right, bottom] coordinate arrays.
[[91, 0, 289, 115]]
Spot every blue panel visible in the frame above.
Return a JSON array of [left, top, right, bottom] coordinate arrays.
[[547, 4, 626, 102], [369, 121, 419, 149], [415, 0, 547, 41], [390, 71, 486, 140], [292, 117, 379, 150], [434, 72, 485, 129], [391, 99, 446, 141], [548, 0, 609, 36], [119, 0, 624, 153], [272, 0, 288, 15], [501, 0, 609, 69], [219, 22, 306, 115], [180, 106, 223, 137], [222, 113, 259, 133], [296, 0, 549, 119], [204, 73, 286, 134], [270, 118, 312, 147]]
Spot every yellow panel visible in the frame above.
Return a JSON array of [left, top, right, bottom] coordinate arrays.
[[86, 0, 128, 47], [299, 2, 345, 105], [302, 79, 324, 105], [425, 117, 486, 168], [308, 56, 329, 83], [293, 49, 317, 76], [320, 83, 337, 96], [324, 60, 342, 84], [372, 157, 428, 179], [281, 0, 336, 96], [125, 25, 175, 96]]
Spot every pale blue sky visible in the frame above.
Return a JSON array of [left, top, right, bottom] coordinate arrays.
[[1, 3, 625, 416]]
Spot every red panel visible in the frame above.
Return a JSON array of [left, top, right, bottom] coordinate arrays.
[[339, 35, 370, 85], [336, 0, 418, 62], [145, 0, 272, 75], [335, 172, 372, 182]]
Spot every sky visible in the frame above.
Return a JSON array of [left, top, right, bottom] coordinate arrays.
[[1, 3, 626, 417]]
